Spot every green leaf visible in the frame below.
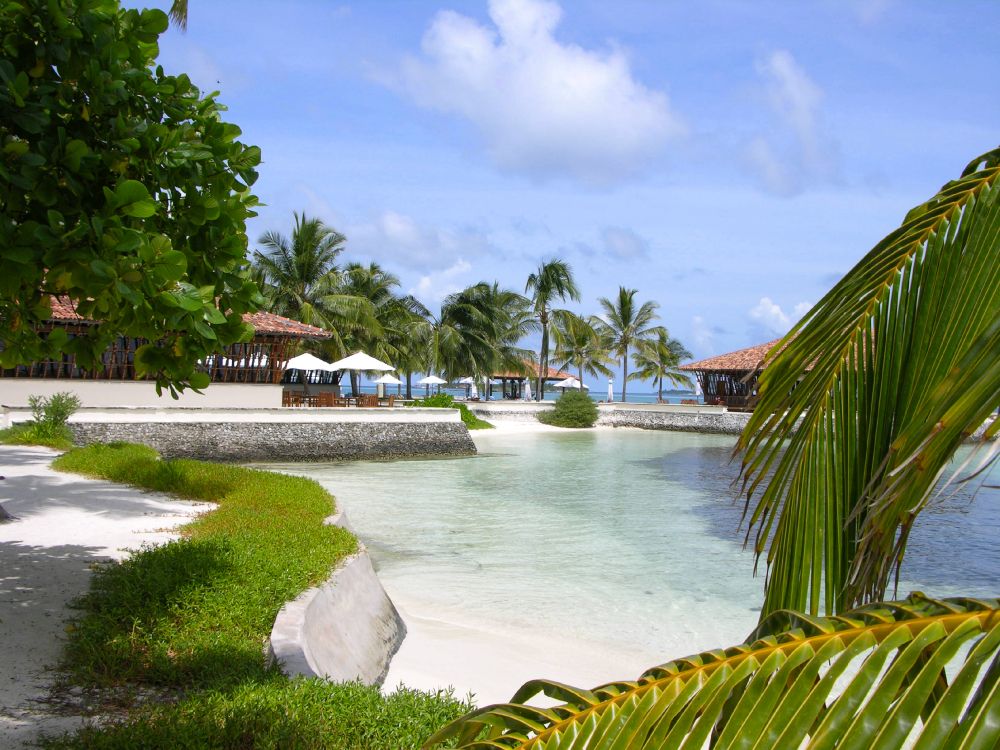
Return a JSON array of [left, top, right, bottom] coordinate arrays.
[[429, 595, 1000, 750]]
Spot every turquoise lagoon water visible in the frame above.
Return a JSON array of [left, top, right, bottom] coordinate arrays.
[[262, 429, 998, 677]]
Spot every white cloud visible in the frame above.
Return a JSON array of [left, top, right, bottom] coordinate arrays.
[[347, 210, 494, 272], [746, 50, 838, 194], [410, 259, 473, 303], [691, 315, 714, 352], [601, 226, 649, 260], [393, 0, 684, 185], [856, 0, 893, 25], [748, 296, 812, 336]]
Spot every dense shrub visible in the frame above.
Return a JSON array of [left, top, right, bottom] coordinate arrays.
[[537, 390, 598, 428], [409, 393, 494, 430]]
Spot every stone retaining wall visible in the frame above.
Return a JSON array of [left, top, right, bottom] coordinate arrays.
[[268, 509, 405, 685], [597, 407, 751, 434], [67, 419, 475, 461]]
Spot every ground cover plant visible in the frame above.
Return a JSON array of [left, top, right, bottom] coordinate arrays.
[[0, 391, 80, 450], [537, 389, 598, 428], [409, 393, 494, 430], [45, 443, 470, 748]]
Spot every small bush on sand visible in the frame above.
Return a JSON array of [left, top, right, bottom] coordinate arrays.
[[409, 393, 494, 430], [0, 391, 81, 449], [538, 390, 598, 428]]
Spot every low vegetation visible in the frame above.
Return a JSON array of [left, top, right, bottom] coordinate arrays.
[[45, 443, 471, 749], [537, 390, 598, 428], [0, 391, 80, 450], [409, 393, 494, 430]]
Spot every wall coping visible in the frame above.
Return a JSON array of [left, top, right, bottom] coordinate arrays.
[[1, 405, 462, 426]]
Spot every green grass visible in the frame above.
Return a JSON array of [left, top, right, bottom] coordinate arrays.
[[0, 422, 75, 450], [44, 443, 471, 749]]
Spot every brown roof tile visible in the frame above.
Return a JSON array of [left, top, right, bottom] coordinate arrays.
[[679, 339, 781, 373], [45, 296, 330, 339], [493, 360, 571, 379]]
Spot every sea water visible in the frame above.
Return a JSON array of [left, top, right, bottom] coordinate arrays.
[[263, 429, 998, 694]]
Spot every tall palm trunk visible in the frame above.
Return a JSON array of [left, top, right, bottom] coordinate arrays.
[[621, 345, 629, 402], [538, 311, 549, 402], [657, 375, 662, 403], [405, 371, 413, 400]]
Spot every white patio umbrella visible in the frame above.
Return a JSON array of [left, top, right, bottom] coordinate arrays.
[[328, 351, 394, 371], [554, 376, 588, 390], [458, 376, 477, 399], [284, 352, 334, 372], [283, 352, 334, 395], [372, 373, 402, 398], [418, 374, 447, 396], [523, 378, 532, 401], [329, 351, 394, 397], [607, 378, 614, 402]]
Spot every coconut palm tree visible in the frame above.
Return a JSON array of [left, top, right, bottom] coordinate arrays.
[[736, 146, 1000, 619], [629, 329, 693, 402], [596, 287, 664, 403], [525, 260, 581, 401], [427, 147, 1000, 750], [551, 312, 614, 386], [252, 212, 346, 329]]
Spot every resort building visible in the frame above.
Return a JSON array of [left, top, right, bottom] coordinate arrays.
[[0, 298, 330, 408], [679, 339, 779, 411]]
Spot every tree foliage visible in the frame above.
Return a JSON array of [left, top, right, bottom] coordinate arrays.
[[429, 594, 1000, 750], [526, 260, 581, 400], [596, 287, 664, 402], [0, 0, 262, 393], [737, 147, 1000, 618]]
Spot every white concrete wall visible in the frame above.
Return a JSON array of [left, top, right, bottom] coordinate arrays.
[[0, 405, 462, 429], [0, 379, 281, 410]]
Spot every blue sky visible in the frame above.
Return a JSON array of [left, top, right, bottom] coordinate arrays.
[[145, 0, 998, 387]]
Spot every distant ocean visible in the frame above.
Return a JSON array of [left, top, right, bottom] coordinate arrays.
[[360, 384, 700, 404]]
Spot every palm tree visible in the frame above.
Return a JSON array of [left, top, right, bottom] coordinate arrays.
[[596, 287, 664, 403], [629, 329, 693, 402], [551, 312, 614, 385], [252, 212, 346, 329], [525, 260, 581, 401], [736, 146, 1000, 619], [169, 0, 187, 29], [427, 147, 1000, 750]]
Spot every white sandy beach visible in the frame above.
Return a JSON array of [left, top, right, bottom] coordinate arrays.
[[0, 446, 209, 749]]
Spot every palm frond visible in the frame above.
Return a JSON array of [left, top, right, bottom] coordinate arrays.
[[736, 148, 1000, 617], [427, 594, 1000, 750]]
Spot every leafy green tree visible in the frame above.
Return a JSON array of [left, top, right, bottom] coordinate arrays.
[[629, 329, 693, 402], [1, 0, 262, 393], [551, 312, 614, 385], [736, 146, 1000, 619], [596, 287, 664, 402], [526, 260, 581, 401]]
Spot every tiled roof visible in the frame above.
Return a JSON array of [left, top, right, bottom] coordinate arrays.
[[46, 296, 330, 339], [493, 360, 571, 380], [679, 339, 781, 373]]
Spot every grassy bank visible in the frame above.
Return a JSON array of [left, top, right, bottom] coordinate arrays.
[[44, 443, 470, 749], [0, 422, 74, 450]]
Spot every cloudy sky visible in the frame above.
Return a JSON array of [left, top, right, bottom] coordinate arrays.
[[148, 0, 997, 386]]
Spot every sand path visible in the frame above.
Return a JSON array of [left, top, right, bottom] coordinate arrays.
[[0, 446, 209, 748]]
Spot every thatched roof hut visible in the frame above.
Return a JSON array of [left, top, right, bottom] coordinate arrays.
[[679, 339, 780, 410]]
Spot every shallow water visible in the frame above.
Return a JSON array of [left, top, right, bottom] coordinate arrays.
[[262, 429, 998, 669]]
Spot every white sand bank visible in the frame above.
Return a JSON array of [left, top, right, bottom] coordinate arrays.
[[0, 446, 210, 748], [383, 591, 659, 707]]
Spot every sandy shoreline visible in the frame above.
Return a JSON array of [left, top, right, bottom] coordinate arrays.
[[0, 446, 209, 748]]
